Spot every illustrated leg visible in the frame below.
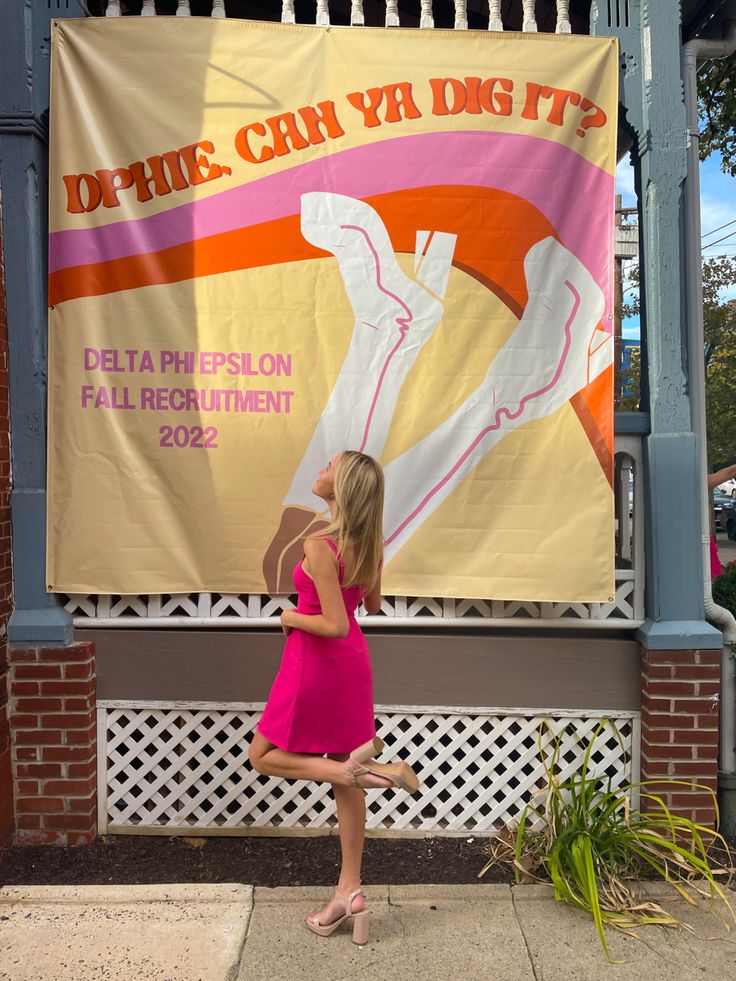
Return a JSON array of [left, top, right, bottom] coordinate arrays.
[[381, 236, 610, 558], [264, 192, 456, 590], [285, 191, 456, 508], [261, 507, 329, 594]]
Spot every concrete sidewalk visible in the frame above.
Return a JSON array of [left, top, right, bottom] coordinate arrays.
[[1, 882, 734, 981]]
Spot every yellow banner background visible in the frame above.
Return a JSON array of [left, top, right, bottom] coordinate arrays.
[[47, 19, 618, 600]]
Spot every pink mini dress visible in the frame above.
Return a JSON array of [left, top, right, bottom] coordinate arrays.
[[257, 538, 377, 754]]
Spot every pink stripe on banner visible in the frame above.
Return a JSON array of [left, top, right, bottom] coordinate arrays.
[[49, 130, 613, 309]]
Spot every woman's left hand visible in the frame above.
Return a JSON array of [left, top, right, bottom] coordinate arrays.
[[280, 609, 295, 636]]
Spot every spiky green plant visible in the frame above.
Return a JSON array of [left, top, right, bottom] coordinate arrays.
[[479, 719, 735, 961]]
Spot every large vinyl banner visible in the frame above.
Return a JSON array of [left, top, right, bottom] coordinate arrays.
[[48, 19, 618, 600]]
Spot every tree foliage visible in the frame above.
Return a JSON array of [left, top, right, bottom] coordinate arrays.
[[695, 55, 736, 462], [619, 346, 640, 413], [703, 258, 736, 468], [619, 257, 736, 467], [699, 57, 736, 175], [620, 58, 736, 459]]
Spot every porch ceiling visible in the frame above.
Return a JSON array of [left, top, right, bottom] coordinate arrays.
[[684, 0, 736, 40]]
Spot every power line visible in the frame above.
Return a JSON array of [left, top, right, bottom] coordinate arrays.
[[702, 230, 736, 250], [702, 217, 736, 239]]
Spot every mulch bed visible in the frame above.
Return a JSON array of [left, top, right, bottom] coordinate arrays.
[[0, 834, 504, 887], [1, 832, 734, 889]]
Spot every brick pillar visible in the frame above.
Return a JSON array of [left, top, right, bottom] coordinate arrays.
[[640, 647, 720, 827], [8, 642, 96, 845]]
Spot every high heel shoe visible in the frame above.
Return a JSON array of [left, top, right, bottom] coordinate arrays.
[[306, 887, 371, 944], [344, 756, 420, 794], [350, 736, 385, 763]]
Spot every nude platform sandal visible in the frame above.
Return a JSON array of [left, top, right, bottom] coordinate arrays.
[[350, 736, 385, 763], [305, 887, 371, 944], [344, 756, 420, 795]]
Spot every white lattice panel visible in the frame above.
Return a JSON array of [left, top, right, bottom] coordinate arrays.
[[98, 703, 639, 835]]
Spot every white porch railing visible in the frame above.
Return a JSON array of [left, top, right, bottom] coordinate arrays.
[[66, 434, 645, 630], [102, 0, 574, 33]]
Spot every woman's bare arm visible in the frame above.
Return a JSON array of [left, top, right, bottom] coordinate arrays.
[[708, 463, 736, 490], [280, 539, 350, 639]]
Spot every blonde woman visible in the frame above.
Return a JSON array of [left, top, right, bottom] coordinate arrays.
[[249, 450, 419, 944]]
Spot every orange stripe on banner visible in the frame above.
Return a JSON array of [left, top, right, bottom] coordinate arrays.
[[570, 370, 614, 489], [49, 186, 555, 307], [365, 186, 557, 311], [48, 213, 323, 307], [576, 362, 614, 457]]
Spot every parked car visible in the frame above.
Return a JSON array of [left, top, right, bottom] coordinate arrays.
[[717, 477, 736, 498], [714, 493, 736, 540]]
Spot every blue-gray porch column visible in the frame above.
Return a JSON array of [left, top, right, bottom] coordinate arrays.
[[591, 0, 720, 648], [0, 1, 86, 644]]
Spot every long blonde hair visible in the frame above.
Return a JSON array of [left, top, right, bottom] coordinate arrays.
[[318, 450, 384, 588]]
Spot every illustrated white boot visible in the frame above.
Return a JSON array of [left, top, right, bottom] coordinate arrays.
[[284, 191, 456, 509], [382, 236, 610, 558]]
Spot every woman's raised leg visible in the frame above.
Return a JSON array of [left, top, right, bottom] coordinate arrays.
[[248, 730, 392, 789]]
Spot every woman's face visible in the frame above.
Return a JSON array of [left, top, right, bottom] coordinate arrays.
[[312, 453, 342, 502]]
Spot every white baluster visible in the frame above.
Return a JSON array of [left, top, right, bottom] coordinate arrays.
[[556, 0, 571, 33], [141, 0, 156, 14], [522, 0, 537, 31], [420, 0, 434, 29], [105, 0, 122, 16], [488, 0, 503, 31], [176, 0, 191, 15], [453, 0, 467, 30], [282, 0, 296, 23], [385, 0, 399, 27], [211, 0, 226, 16], [350, 0, 364, 25], [316, 0, 330, 25]]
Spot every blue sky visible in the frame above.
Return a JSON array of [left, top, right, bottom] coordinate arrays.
[[616, 153, 736, 340]]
